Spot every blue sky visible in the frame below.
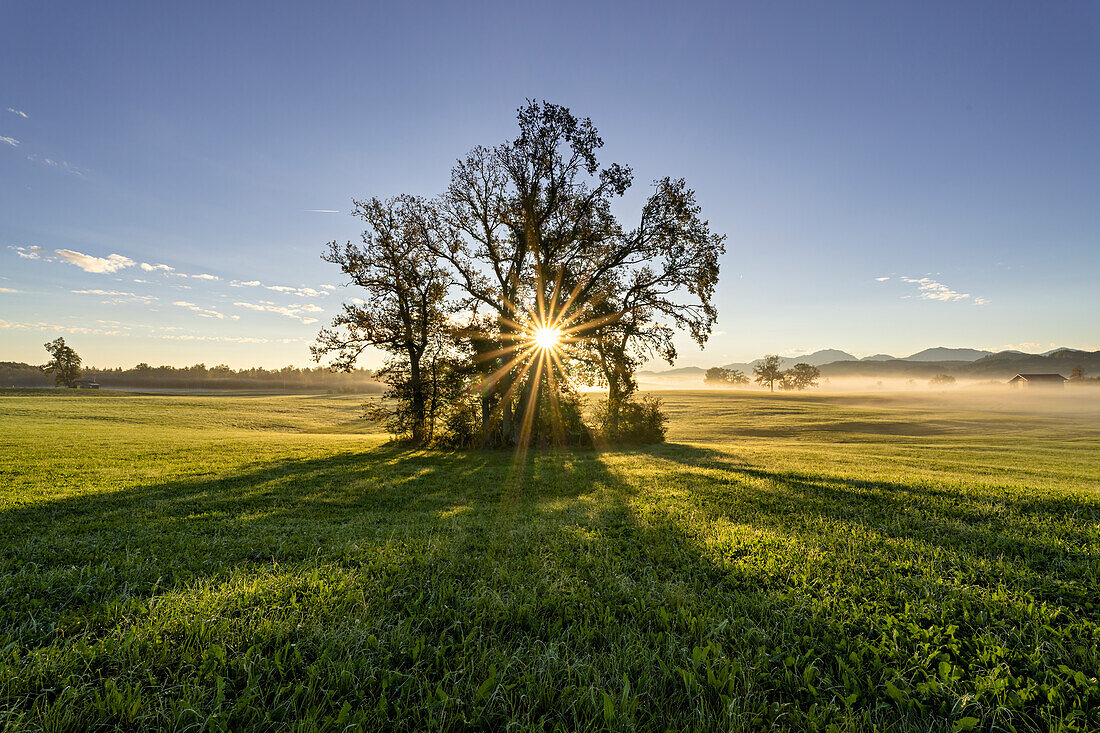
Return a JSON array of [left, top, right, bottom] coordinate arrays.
[[2, 1, 1097, 369]]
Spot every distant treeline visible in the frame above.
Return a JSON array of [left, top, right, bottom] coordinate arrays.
[[0, 361, 383, 392]]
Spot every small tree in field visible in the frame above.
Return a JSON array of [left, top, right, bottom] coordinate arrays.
[[780, 362, 820, 391], [929, 374, 956, 386], [753, 354, 783, 392], [42, 338, 82, 387], [704, 366, 748, 386], [1070, 365, 1085, 381]]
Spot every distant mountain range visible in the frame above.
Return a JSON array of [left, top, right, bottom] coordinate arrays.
[[639, 347, 1100, 380]]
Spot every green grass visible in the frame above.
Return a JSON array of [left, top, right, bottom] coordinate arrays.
[[1, 389, 1097, 732]]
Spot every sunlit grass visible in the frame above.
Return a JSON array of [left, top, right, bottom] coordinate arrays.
[[0, 389, 1097, 731]]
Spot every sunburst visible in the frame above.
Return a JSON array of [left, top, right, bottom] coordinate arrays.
[[532, 326, 562, 351]]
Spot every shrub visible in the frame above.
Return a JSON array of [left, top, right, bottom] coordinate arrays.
[[594, 395, 668, 444]]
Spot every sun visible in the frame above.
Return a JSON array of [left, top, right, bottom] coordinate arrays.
[[532, 326, 562, 351]]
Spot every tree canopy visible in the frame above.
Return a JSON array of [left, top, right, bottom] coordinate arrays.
[[41, 338, 82, 388], [314, 101, 726, 446]]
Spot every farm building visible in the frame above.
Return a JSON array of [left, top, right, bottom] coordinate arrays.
[[73, 379, 101, 389], [1007, 373, 1066, 389]]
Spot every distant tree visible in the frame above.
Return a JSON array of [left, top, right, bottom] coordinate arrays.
[[929, 374, 956, 386], [704, 366, 748, 386], [312, 196, 455, 444], [753, 354, 783, 392], [41, 338, 82, 388], [1070, 365, 1085, 380], [780, 362, 820, 391]]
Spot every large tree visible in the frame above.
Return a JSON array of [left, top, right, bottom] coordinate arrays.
[[41, 337, 82, 388], [312, 196, 454, 444], [319, 101, 725, 447], [427, 101, 724, 444]]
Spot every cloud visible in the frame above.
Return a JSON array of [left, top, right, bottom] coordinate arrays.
[[0, 318, 304, 344], [140, 262, 174, 272], [55, 249, 135, 274], [72, 288, 158, 304], [233, 301, 319, 324], [0, 136, 18, 147], [25, 153, 86, 177], [228, 279, 327, 297], [172, 301, 238, 320], [10, 245, 45, 259], [298, 304, 324, 313], [0, 287, 20, 293], [875, 276, 890, 282], [6, 108, 27, 119], [190, 273, 220, 281], [305, 209, 340, 213], [899, 276, 986, 304]]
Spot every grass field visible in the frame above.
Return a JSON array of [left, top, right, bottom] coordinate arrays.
[[1, 389, 1097, 731]]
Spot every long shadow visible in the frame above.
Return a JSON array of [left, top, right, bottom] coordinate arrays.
[[3, 440, 1097, 730], [641, 443, 1099, 613]]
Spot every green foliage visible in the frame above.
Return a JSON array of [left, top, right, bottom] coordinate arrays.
[[40, 337, 82, 387], [594, 395, 668, 444], [0, 389, 1097, 731]]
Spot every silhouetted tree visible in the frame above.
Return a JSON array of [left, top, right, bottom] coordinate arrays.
[[780, 363, 820, 391], [1070, 365, 1085, 380], [753, 355, 783, 392], [422, 100, 723, 444], [705, 366, 748, 386], [929, 374, 956, 386], [41, 338, 82, 387], [312, 196, 454, 444]]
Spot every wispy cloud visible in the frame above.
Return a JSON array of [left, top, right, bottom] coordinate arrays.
[[0, 136, 18, 147], [874, 276, 890, 282], [233, 301, 320, 324], [6, 108, 28, 119], [173, 301, 238, 320], [72, 288, 157, 304], [25, 153, 86, 177], [0, 287, 20, 293], [0, 318, 304, 344], [305, 209, 340, 213], [140, 262, 174, 272], [190, 273, 220, 281], [899, 276, 987, 305], [55, 249, 135, 274], [230, 279, 326, 297], [9, 245, 45, 259]]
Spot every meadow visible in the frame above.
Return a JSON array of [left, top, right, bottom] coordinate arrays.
[[0, 388, 1097, 732]]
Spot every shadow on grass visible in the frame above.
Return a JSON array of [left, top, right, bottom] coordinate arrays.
[[1, 441, 1097, 730], [641, 443, 1099, 612]]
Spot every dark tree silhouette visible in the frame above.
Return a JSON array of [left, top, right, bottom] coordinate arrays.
[[704, 366, 748, 386], [316, 102, 723, 446], [312, 196, 454, 444], [41, 337, 82, 388], [753, 354, 783, 392], [780, 363, 821, 391], [417, 101, 725, 445]]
